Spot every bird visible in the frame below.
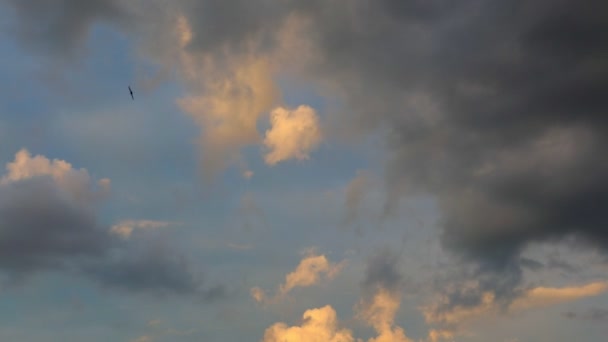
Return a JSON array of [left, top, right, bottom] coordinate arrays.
[[128, 86, 134, 100]]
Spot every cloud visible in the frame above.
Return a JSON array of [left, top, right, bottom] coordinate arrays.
[[279, 252, 345, 296], [251, 251, 346, 304], [421, 280, 608, 339], [147, 0, 608, 320], [0, 149, 223, 298], [1, 148, 110, 201], [81, 241, 210, 297], [226, 1, 608, 322], [261, 248, 416, 342], [0, 149, 112, 274], [263, 105, 322, 165], [7, 1, 608, 335], [2, 0, 132, 60], [511, 281, 608, 311], [250, 287, 267, 304], [343, 170, 371, 225], [563, 308, 608, 322], [110, 220, 179, 239], [262, 305, 357, 342], [357, 288, 414, 342], [360, 248, 406, 298], [356, 248, 415, 342], [168, 13, 283, 181], [177, 51, 280, 181]]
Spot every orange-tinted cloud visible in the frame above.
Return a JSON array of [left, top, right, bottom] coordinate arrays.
[[262, 305, 357, 342], [263, 105, 322, 166], [251, 251, 346, 304], [421, 280, 608, 341], [1, 148, 110, 200]]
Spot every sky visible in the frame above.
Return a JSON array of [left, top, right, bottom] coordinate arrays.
[[0, 0, 607, 341]]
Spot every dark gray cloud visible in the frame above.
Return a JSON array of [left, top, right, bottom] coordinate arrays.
[[1, 0, 132, 59], [520, 258, 544, 272], [361, 247, 404, 296], [0, 177, 112, 274], [179, 0, 286, 56], [0, 176, 112, 274], [547, 256, 579, 274], [276, 0, 608, 308], [82, 241, 196, 295], [0, 173, 221, 299]]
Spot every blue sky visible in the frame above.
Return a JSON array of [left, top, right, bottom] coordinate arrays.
[[1, 1, 607, 341]]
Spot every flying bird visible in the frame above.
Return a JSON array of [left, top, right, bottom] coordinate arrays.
[[128, 86, 134, 100]]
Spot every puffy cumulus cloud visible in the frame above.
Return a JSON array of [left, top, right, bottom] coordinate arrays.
[[262, 305, 357, 342], [251, 251, 346, 304], [110, 220, 179, 239], [0, 149, 224, 298], [1, 148, 110, 201], [263, 105, 322, 166], [421, 280, 608, 340]]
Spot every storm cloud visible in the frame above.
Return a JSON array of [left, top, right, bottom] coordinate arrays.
[[281, 0, 608, 309]]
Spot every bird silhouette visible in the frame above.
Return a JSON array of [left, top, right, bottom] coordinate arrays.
[[128, 86, 134, 100]]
